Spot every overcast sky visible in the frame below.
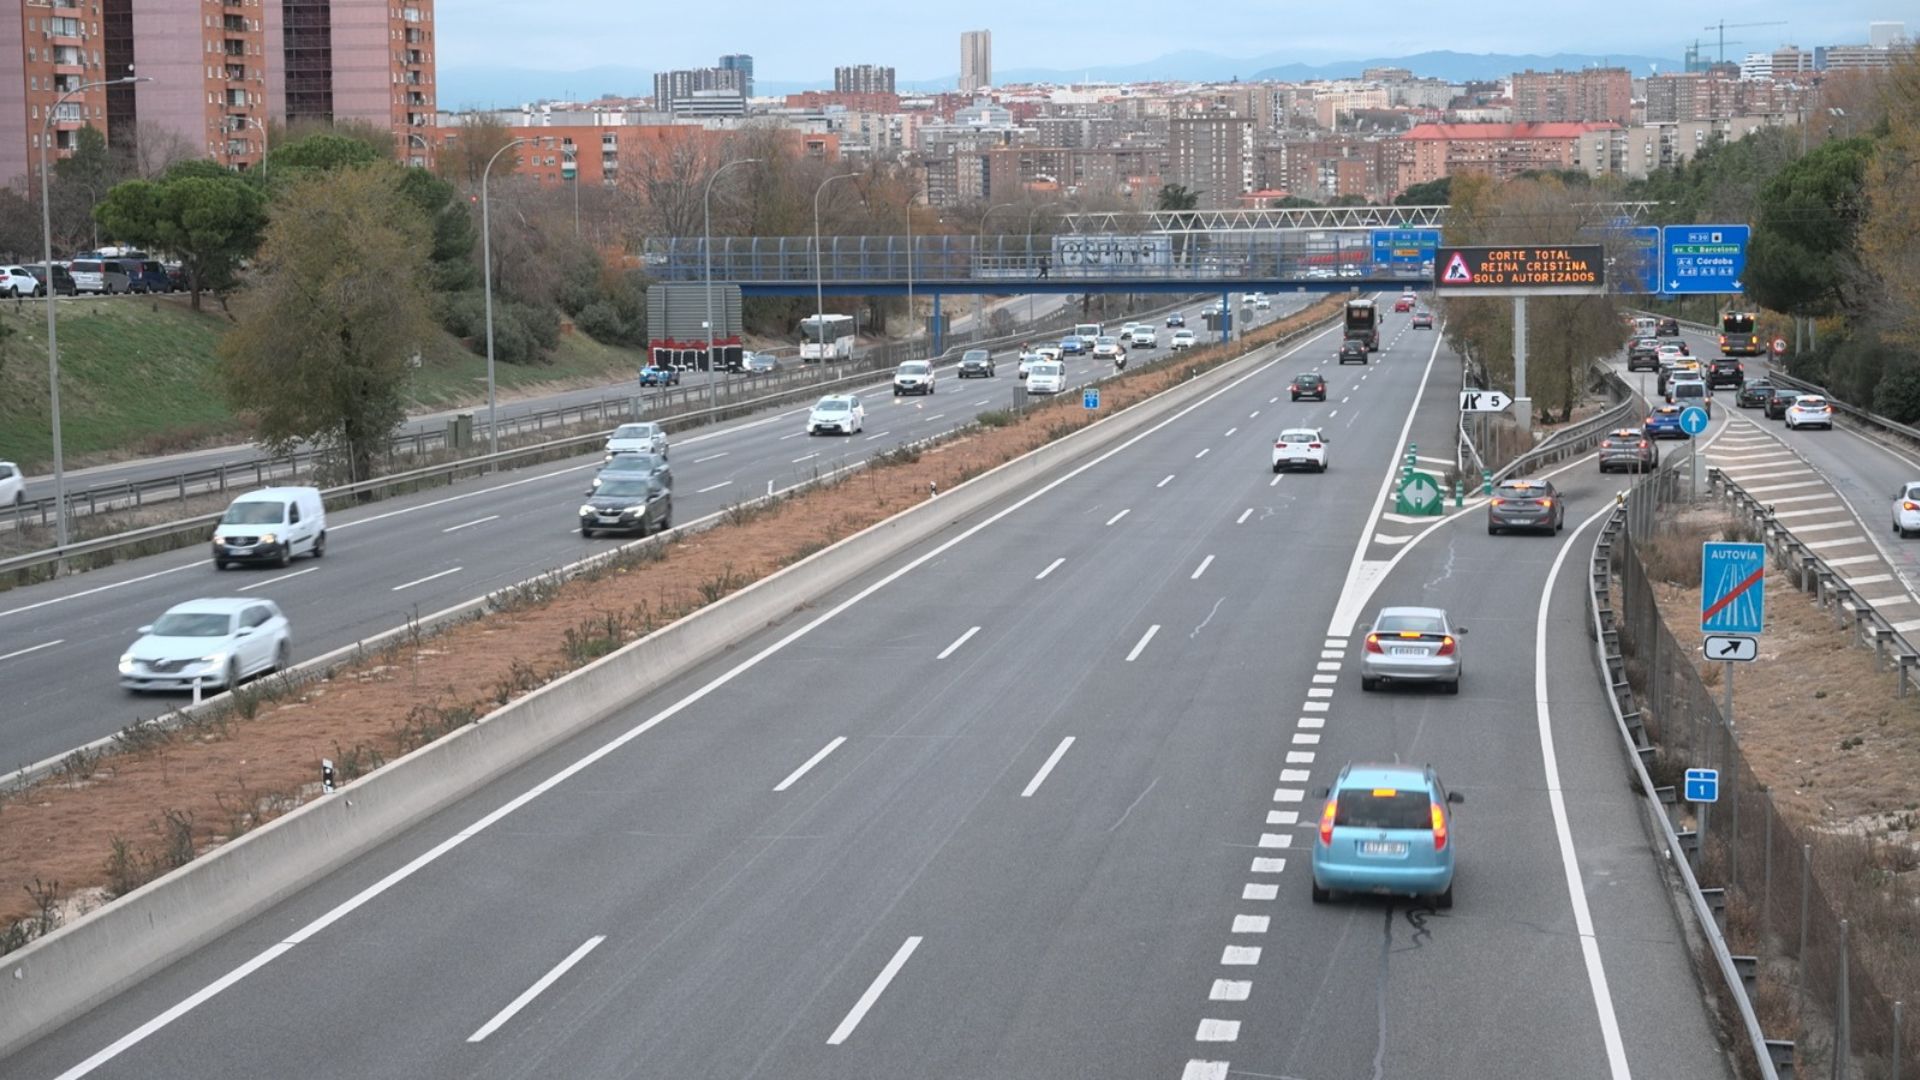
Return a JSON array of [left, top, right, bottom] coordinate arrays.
[[439, 2, 1900, 81]]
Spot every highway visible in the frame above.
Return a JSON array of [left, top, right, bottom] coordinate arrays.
[[12, 291, 1077, 507], [0, 295, 1292, 771], [5, 300, 1735, 1079]]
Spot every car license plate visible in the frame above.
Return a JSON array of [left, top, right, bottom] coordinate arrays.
[[1390, 647, 1422, 656], [1360, 841, 1407, 856]]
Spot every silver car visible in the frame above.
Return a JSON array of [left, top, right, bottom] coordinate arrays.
[[1360, 606, 1464, 694]]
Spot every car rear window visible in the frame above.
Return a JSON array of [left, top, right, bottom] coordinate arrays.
[[1335, 788, 1431, 830], [1376, 613, 1446, 634]]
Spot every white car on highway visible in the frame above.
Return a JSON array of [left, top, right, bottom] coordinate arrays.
[[1091, 336, 1125, 362], [1252, 294, 1272, 310], [605, 422, 668, 459], [893, 360, 936, 396], [807, 394, 865, 435], [1129, 327, 1157, 348], [1025, 362, 1065, 394], [0, 461, 22, 506], [119, 598, 291, 693], [1894, 482, 1920, 539], [1169, 329, 1197, 350], [1784, 395, 1834, 430], [1272, 427, 1329, 473]]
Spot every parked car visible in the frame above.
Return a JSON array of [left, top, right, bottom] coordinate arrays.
[[1487, 477, 1565, 535], [1311, 762, 1463, 908], [605, 422, 668, 458], [1785, 395, 1835, 430], [893, 360, 936, 395], [1894, 482, 1920, 539], [1290, 372, 1328, 402], [808, 394, 866, 434], [1410, 310, 1434, 329], [1271, 427, 1328, 473], [119, 598, 292, 693], [23, 263, 77, 296], [129, 259, 173, 293], [579, 476, 671, 538], [211, 487, 327, 569], [1360, 606, 1463, 694], [638, 365, 680, 387], [1337, 339, 1368, 365], [0, 460, 22, 506], [164, 262, 188, 291], [1598, 429, 1659, 473], [68, 258, 131, 295], [958, 349, 996, 378], [591, 451, 671, 492], [0, 265, 40, 297], [1169, 329, 1197, 350], [1735, 381, 1776, 409]]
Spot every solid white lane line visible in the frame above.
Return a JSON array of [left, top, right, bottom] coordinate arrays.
[[1125, 624, 1161, 661], [1236, 509, 1253, 524], [792, 453, 819, 463], [0, 639, 64, 663], [1191, 555, 1214, 580], [827, 937, 923, 1045], [1106, 509, 1130, 526], [937, 626, 982, 660], [1195, 448, 1211, 459], [774, 736, 848, 792], [466, 935, 605, 1043], [442, 514, 500, 533], [696, 481, 733, 494], [236, 566, 319, 592], [1020, 736, 1076, 797], [1536, 503, 1633, 1079], [1036, 557, 1066, 580], [1157, 474, 1175, 488], [390, 567, 461, 592], [692, 451, 730, 463], [863, 431, 894, 441]]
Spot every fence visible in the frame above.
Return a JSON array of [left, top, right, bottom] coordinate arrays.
[[1603, 468, 1917, 1080]]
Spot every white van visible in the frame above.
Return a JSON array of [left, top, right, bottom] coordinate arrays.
[[1074, 322, 1102, 348], [212, 486, 327, 569]]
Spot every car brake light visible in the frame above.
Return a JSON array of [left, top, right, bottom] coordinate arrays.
[[1309, 442, 1323, 450], [1639, 440, 1649, 449], [1489, 497, 1505, 505], [1823, 406, 1833, 413], [1365, 633, 1384, 654], [1289, 384, 1298, 392], [1276, 442, 1288, 449], [1436, 635, 1456, 656], [1537, 497, 1553, 507], [1431, 802, 1449, 850], [1905, 501, 1919, 512], [1319, 799, 1337, 846]]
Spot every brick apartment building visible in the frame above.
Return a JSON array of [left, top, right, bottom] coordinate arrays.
[[1397, 121, 1617, 191], [490, 123, 839, 191], [1169, 112, 1252, 209], [1510, 68, 1632, 125], [2, 0, 436, 189]]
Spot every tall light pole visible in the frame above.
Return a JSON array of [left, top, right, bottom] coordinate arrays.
[[42, 74, 148, 549], [904, 177, 916, 344], [244, 117, 270, 181], [812, 171, 860, 363], [975, 202, 1015, 336], [703, 157, 760, 399], [406, 131, 431, 168], [561, 146, 579, 238], [480, 136, 527, 460]]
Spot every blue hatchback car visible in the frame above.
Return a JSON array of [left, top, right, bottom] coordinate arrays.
[[1644, 403, 1688, 440], [1311, 763, 1463, 908], [1059, 336, 1087, 355]]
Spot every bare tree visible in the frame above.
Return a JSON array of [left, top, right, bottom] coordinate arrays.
[[115, 121, 196, 180]]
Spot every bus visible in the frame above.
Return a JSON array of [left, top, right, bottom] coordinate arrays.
[[1719, 311, 1762, 356], [1344, 299, 1379, 351], [799, 314, 856, 362]]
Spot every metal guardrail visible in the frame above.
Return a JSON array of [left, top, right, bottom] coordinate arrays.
[[0, 294, 1204, 581], [1490, 365, 1644, 484]]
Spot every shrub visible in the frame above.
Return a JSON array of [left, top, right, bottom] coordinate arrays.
[[576, 299, 627, 343]]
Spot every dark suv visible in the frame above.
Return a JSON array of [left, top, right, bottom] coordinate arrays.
[[1337, 339, 1368, 365], [1655, 316, 1681, 337], [1626, 337, 1661, 372], [1706, 356, 1745, 389], [1764, 392, 1800, 421], [1290, 372, 1327, 401]]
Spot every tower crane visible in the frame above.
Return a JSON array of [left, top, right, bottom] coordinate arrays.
[[1705, 20, 1788, 64]]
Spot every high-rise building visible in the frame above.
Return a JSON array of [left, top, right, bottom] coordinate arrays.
[[265, 1, 438, 164], [1869, 22, 1908, 49], [88, 0, 271, 175], [1169, 113, 1253, 209], [718, 54, 753, 97], [652, 67, 745, 114], [835, 64, 896, 95], [960, 30, 991, 94], [3, 1, 115, 189], [1510, 69, 1632, 125]]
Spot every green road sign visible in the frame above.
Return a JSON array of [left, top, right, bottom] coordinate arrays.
[[1397, 471, 1444, 516]]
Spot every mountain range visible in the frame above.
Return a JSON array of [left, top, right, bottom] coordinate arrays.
[[437, 50, 1686, 111]]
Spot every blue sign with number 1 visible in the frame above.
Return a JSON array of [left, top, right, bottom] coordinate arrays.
[[1084, 388, 1100, 410]]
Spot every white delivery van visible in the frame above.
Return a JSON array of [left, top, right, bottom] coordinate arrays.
[[212, 486, 327, 569]]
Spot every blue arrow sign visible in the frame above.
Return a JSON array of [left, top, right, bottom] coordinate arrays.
[[1663, 225, 1750, 295], [1701, 541, 1766, 635], [1680, 406, 1710, 436], [1684, 768, 1719, 803], [1083, 387, 1100, 410]]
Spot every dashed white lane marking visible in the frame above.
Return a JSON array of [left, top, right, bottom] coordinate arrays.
[[1020, 736, 1076, 798], [1311, 674, 1337, 683], [1323, 638, 1345, 648], [1320, 650, 1344, 660], [1844, 574, 1895, 587], [1770, 505, 1845, 519], [1273, 789, 1305, 802], [1287, 751, 1315, 764], [1211, 980, 1252, 1001], [442, 514, 500, 533], [1036, 557, 1066, 580], [1157, 474, 1176, 488], [937, 626, 982, 660], [1249, 410, 1260, 418], [1894, 618, 1920, 633], [696, 481, 733, 494], [972, 399, 991, 406], [1236, 509, 1253, 525], [0, 639, 64, 663], [1329, 409, 1339, 417], [1191, 555, 1214, 580], [467, 935, 605, 1043], [1298, 717, 1324, 729], [1221, 946, 1261, 965], [1224, 427, 1238, 437], [1269, 810, 1299, 824], [1196, 1019, 1242, 1042], [1195, 448, 1211, 460], [1823, 554, 1882, 567], [1243, 884, 1279, 901], [693, 452, 729, 463], [827, 936, 923, 1046], [924, 414, 946, 423], [863, 431, 894, 441], [1258, 833, 1290, 849], [1125, 624, 1162, 662], [1280, 769, 1311, 782], [1294, 733, 1321, 745], [1106, 509, 1131, 526], [1744, 479, 1824, 494], [1249, 857, 1286, 873], [774, 736, 848, 792], [391, 567, 462, 592], [1268, 397, 1278, 404], [779, 432, 807, 440], [1303, 701, 1329, 712], [1233, 915, 1271, 933], [1787, 521, 1861, 534], [792, 453, 819, 463], [1341, 395, 1351, 404], [1315, 661, 1340, 671], [1806, 536, 1871, 550], [1181, 1063, 1230, 1080], [1306, 688, 1333, 698], [1269, 474, 1284, 487], [237, 567, 317, 592]]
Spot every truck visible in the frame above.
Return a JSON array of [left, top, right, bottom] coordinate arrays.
[[1718, 311, 1762, 356], [1344, 299, 1379, 352]]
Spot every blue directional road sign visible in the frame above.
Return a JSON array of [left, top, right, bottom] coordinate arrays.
[[1679, 406, 1710, 437], [1620, 225, 1661, 294], [1371, 229, 1440, 267], [1662, 225, 1750, 295], [1083, 387, 1100, 410], [1684, 768, 1719, 803], [1701, 541, 1767, 635]]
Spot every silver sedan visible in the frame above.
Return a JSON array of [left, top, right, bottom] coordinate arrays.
[[1360, 606, 1464, 694]]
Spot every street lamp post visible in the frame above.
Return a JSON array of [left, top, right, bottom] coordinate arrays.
[[244, 116, 270, 181], [42, 74, 148, 549], [904, 179, 916, 345], [561, 146, 579, 238], [975, 202, 1015, 339], [812, 171, 860, 363], [703, 157, 760, 401], [480, 136, 527, 461], [406, 131, 431, 167]]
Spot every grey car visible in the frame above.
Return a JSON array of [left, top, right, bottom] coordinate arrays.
[[1598, 429, 1659, 474], [579, 476, 672, 538], [591, 451, 671, 493], [1487, 478, 1565, 535], [957, 349, 997, 378], [1360, 606, 1463, 694]]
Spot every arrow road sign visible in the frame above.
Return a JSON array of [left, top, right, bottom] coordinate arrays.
[[1703, 634, 1758, 662], [1679, 406, 1710, 437], [1663, 224, 1750, 295], [1459, 390, 1512, 413], [1685, 768, 1719, 803], [1701, 541, 1766, 635]]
